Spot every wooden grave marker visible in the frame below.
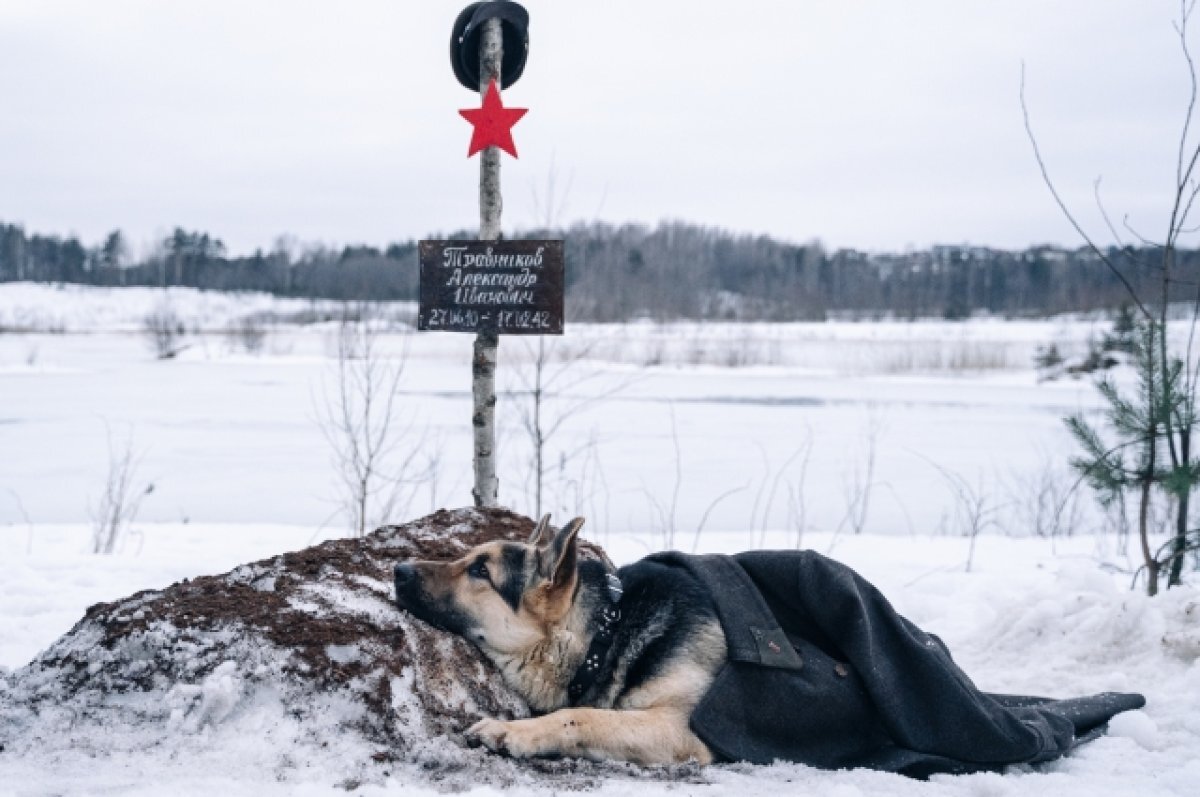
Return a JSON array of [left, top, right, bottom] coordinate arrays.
[[417, 239, 564, 335]]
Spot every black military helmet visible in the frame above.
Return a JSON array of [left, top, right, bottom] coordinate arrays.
[[450, 1, 530, 91]]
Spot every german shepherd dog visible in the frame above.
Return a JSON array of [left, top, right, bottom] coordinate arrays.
[[393, 515, 726, 765]]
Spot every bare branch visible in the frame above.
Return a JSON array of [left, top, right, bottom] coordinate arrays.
[[1093, 179, 1145, 272], [316, 307, 421, 536], [5, 488, 36, 554], [1174, 0, 1200, 195], [835, 410, 883, 537], [90, 425, 151, 554], [921, 456, 1003, 572], [1020, 62, 1153, 320], [756, 436, 813, 548], [529, 153, 575, 232], [690, 483, 750, 554], [666, 403, 683, 548], [509, 333, 638, 519], [1119, 214, 1164, 252], [786, 440, 815, 549], [747, 443, 771, 537]]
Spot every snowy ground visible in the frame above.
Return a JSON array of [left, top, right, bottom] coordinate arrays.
[[1, 283, 1198, 795], [2, 523, 1197, 797]]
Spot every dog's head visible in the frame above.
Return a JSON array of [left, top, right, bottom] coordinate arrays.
[[393, 514, 584, 658]]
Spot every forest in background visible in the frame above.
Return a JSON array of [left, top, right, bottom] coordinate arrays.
[[3, 219, 1198, 321]]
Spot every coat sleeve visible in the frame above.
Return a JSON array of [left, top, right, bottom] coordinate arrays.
[[735, 550, 1079, 766]]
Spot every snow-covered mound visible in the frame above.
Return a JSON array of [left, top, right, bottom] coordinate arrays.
[[0, 508, 671, 791]]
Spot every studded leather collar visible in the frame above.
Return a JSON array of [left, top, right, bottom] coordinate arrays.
[[566, 573, 623, 706]]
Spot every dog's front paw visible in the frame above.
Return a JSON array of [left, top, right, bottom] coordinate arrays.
[[466, 717, 549, 759], [466, 717, 513, 755]]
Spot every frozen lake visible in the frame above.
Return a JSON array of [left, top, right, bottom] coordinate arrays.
[[0, 283, 1114, 542]]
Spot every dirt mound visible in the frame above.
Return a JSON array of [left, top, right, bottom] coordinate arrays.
[[0, 508, 700, 790]]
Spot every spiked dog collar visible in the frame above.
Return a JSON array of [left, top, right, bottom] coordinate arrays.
[[566, 573, 623, 706]]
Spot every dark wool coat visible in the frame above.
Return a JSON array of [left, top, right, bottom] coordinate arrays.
[[646, 550, 1145, 777]]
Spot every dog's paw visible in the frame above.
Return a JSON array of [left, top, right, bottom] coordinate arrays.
[[466, 717, 549, 759], [466, 717, 512, 755]]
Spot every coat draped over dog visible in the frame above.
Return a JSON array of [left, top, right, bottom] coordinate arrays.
[[645, 550, 1145, 777]]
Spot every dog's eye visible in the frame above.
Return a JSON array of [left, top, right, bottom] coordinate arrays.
[[468, 560, 490, 580]]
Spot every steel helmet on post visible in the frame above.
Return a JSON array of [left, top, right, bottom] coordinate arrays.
[[450, 1, 530, 91]]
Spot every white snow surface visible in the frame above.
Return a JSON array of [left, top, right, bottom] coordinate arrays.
[[1, 284, 1198, 795], [1, 521, 1197, 796]]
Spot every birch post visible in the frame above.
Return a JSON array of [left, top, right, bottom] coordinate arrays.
[[472, 17, 503, 508]]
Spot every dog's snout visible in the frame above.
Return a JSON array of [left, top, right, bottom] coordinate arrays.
[[394, 562, 416, 588]]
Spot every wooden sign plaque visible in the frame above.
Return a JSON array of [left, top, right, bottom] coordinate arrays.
[[418, 240, 564, 334]]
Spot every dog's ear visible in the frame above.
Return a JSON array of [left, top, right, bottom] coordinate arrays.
[[528, 513, 553, 549], [538, 516, 584, 588]]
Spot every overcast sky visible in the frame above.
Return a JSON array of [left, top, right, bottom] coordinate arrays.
[[0, 1, 1193, 255]]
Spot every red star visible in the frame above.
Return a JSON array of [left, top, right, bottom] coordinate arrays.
[[459, 79, 528, 158]]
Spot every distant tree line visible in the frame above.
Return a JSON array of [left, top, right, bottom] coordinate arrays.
[[3, 220, 1198, 321]]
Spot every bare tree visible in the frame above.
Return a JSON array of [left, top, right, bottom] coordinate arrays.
[[420, 432, 446, 515], [836, 409, 885, 536], [510, 335, 631, 519], [230, 314, 268, 354], [318, 307, 421, 536], [688, 482, 748, 554], [142, 299, 187, 360], [5, 488, 35, 554], [753, 433, 815, 548], [91, 427, 152, 554], [574, 432, 614, 546], [928, 461, 1002, 573], [1023, 1, 1200, 592], [1004, 454, 1084, 539], [639, 403, 746, 552], [512, 156, 621, 521], [781, 439, 816, 549]]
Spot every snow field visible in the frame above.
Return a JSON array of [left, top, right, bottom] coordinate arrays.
[[0, 283, 1124, 539], [2, 524, 1198, 796], [2, 283, 1198, 795]]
